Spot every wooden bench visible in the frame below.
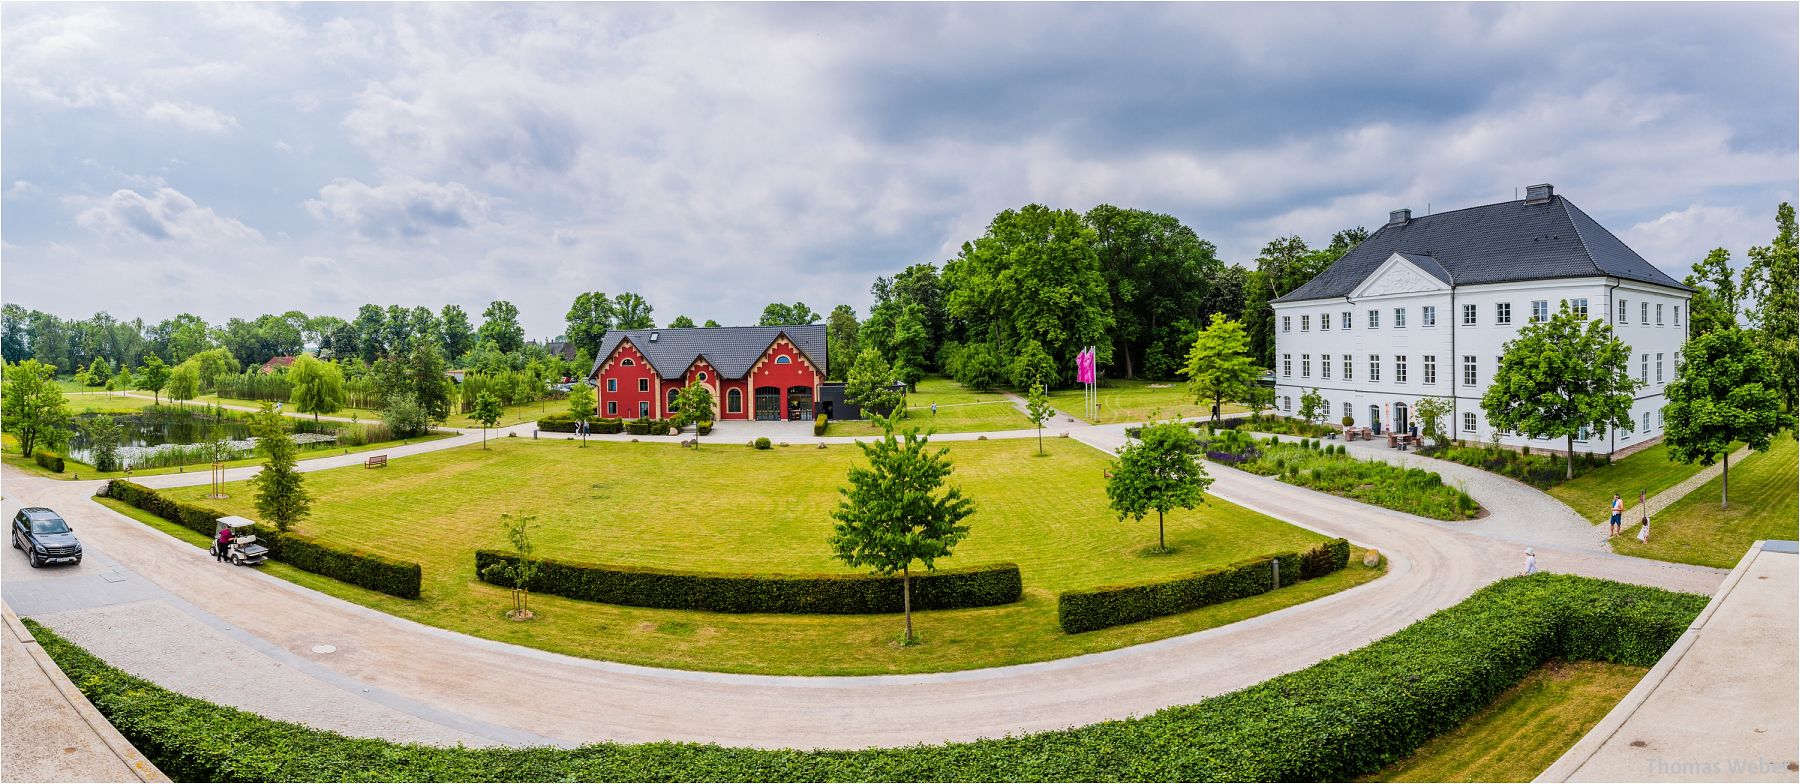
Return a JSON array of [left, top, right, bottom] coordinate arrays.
[[364, 454, 388, 469]]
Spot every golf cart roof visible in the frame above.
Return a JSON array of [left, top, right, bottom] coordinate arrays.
[[216, 516, 259, 529]]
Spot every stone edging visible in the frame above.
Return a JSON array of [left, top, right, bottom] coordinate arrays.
[[3, 602, 169, 783]]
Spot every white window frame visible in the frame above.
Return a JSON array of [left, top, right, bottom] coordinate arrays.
[[1496, 302, 1512, 325], [1656, 303, 1664, 325], [1341, 311, 1352, 330], [1301, 353, 1311, 378], [1282, 315, 1292, 333], [1656, 353, 1664, 383], [1571, 298, 1589, 320], [1462, 355, 1477, 386], [1343, 356, 1353, 381], [1394, 307, 1407, 328], [1423, 355, 1437, 385], [1321, 353, 1331, 379], [1368, 309, 1381, 329], [1617, 299, 1628, 324], [1282, 354, 1292, 377], [1462, 412, 1477, 433], [1422, 305, 1436, 327], [1395, 355, 1407, 384], [1301, 315, 1310, 332], [1463, 303, 1477, 325], [1641, 302, 1649, 324], [1531, 300, 1548, 323], [1369, 354, 1381, 383]]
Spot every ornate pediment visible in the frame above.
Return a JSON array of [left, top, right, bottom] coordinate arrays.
[[1351, 253, 1450, 298]]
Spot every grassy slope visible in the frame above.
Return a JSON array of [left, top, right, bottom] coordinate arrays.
[[1366, 660, 1647, 782], [1610, 436, 1798, 569], [1548, 442, 1714, 523], [1046, 378, 1248, 425], [152, 436, 1383, 674]]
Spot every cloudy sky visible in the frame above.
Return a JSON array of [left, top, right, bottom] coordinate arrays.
[[4, 2, 1795, 338]]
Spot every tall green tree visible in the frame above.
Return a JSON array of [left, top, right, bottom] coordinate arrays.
[[825, 305, 859, 382], [1482, 302, 1638, 479], [190, 347, 239, 389], [479, 301, 526, 353], [671, 383, 715, 430], [84, 414, 123, 472], [566, 292, 614, 355], [1241, 229, 1364, 368], [668, 315, 697, 329], [1741, 203, 1798, 413], [759, 302, 821, 326], [1183, 314, 1260, 424], [1085, 205, 1223, 379], [3, 359, 70, 457], [1662, 329, 1786, 508], [439, 304, 475, 362], [828, 425, 975, 644], [1026, 382, 1054, 456], [166, 360, 201, 405], [611, 293, 655, 330], [352, 304, 387, 362], [567, 382, 596, 421], [288, 354, 347, 422], [846, 349, 903, 418], [1106, 420, 1213, 552], [248, 403, 310, 532], [472, 392, 504, 449], [702, 319, 721, 328], [405, 339, 455, 425], [1684, 248, 1740, 337], [1, 304, 30, 363]]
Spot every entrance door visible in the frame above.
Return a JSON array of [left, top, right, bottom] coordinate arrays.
[[1394, 402, 1410, 434], [787, 386, 813, 421], [754, 387, 782, 421], [1369, 404, 1382, 434]]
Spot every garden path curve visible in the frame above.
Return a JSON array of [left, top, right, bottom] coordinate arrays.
[[1, 419, 1723, 750]]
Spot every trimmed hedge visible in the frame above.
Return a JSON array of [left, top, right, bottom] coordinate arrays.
[[1058, 538, 1351, 633], [33, 449, 65, 473], [539, 416, 624, 434], [476, 550, 1022, 614], [813, 413, 829, 436], [105, 480, 422, 600], [23, 574, 1705, 782]]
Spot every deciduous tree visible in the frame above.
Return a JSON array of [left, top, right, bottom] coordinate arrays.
[[439, 304, 475, 361], [1684, 248, 1740, 337], [1026, 382, 1054, 456], [567, 382, 596, 421], [846, 349, 903, 418], [166, 360, 201, 405], [1662, 329, 1786, 508], [611, 293, 655, 330], [566, 292, 614, 355], [1183, 314, 1259, 424], [288, 354, 347, 422], [479, 301, 526, 353], [1482, 302, 1637, 479], [671, 383, 715, 430], [472, 392, 504, 449], [1298, 388, 1324, 425], [84, 414, 122, 472], [1106, 420, 1212, 552], [136, 353, 170, 403], [668, 315, 697, 329], [249, 403, 310, 532], [3, 359, 70, 457], [1741, 203, 1798, 413], [1414, 396, 1455, 447], [828, 425, 974, 644]]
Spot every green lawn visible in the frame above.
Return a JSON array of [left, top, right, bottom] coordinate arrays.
[[1610, 436, 1798, 568], [1366, 660, 1646, 782], [829, 377, 1035, 437], [3, 430, 454, 481], [64, 391, 166, 414], [152, 436, 1383, 675], [1548, 443, 1716, 523], [1046, 378, 1245, 425]]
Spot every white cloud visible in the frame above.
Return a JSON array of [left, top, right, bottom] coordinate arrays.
[[144, 100, 240, 134], [304, 177, 491, 239], [1622, 205, 1772, 276], [75, 187, 264, 246]]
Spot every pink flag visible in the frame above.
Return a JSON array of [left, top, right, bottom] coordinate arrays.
[[1078, 348, 1095, 384]]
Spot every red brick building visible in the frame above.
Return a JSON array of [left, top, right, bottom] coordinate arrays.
[[587, 325, 829, 421]]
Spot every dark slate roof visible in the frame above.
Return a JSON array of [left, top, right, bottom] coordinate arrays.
[[1395, 253, 1452, 285], [1277, 195, 1688, 303], [589, 324, 828, 380]]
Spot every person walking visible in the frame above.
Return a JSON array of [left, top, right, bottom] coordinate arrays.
[[1522, 547, 1537, 575], [1608, 494, 1625, 537], [214, 525, 233, 563]]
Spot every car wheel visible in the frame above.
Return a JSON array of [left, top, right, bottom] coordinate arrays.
[[10, 532, 19, 550], [28, 551, 42, 568]]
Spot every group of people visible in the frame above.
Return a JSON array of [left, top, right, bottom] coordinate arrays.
[[1522, 491, 1651, 576]]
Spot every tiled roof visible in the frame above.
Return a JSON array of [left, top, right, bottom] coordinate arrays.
[[1278, 194, 1688, 303], [590, 324, 828, 380]]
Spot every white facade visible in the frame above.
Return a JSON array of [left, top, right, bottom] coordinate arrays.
[[1272, 252, 1691, 455]]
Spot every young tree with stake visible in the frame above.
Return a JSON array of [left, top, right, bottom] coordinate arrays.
[[479, 511, 541, 620], [472, 392, 504, 449], [1026, 382, 1054, 456], [1482, 302, 1637, 479], [827, 418, 974, 645], [1107, 420, 1213, 553]]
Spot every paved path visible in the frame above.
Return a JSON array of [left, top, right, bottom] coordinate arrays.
[[1636, 443, 1754, 521], [2, 416, 1725, 750], [2, 604, 166, 782]]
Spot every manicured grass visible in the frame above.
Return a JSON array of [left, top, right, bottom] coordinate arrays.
[[1610, 436, 1798, 569], [152, 436, 1383, 674], [2, 430, 453, 481], [1047, 378, 1246, 425], [64, 391, 167, 413], [188, 393, 387, 421], [829, 377, 1035, 436], [1366, 660, 1647, 782], [1548, 442, 1716, 523]]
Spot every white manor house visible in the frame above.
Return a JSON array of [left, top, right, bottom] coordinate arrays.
[[1272, 184, 1691, 457]]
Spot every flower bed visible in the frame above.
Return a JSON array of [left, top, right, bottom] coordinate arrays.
[[1238, 441, 1480, 520]]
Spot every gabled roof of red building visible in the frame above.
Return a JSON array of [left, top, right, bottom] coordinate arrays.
[[590, 324, 827, 380]]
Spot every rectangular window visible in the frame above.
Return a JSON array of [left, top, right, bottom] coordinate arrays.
[[1675, 350, 1682, 369], [1656, 353, 1664, 383], [1656, 303, 1664, 325], [1463, 355, 1477, 386], [1395, 355, 1408, 384], [1394, 308, 1407, 328], [1571, 298, 1589, 319], [606, 401, 617, 416], [1659, 409, 1665, 427], [1642, 354, 1649, 383], [1342, 311, 1352, 330], [1282, 354, 1292, 377], [1301, 315, 1310, 332], [1343, 355, 1353, 381], [638, 378, 649, 392], [1674, 305, 1682, 326], [1618, 299, 1628, 324], [1369, 354, 1381, 382], [1343, 402, 1353, 423], [1302, 354, 1311, 378], [1496, 356, 1503, 376], [1531, 300, 1549, 322], [1463, 303, 1477, 325], [1642, 302, 1649, 324], [1282, 396, 1292, 412], [1283, 316, 1292, 333], [1321, 313, 1331, 331], [1368, 309, 1381, 329], [1422, 305, 1437, 326], [1424, 355, 1437, 385], [1643, 411, 1650, 431], [1462, 412, 1477, 433], [1321, 353, 1331, 379], [1496, 302, 1512, 325], [606, 378, 618, 393]]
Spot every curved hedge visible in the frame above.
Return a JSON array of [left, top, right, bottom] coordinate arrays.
[[106, 480, 421, 600], [33, 449, 65, 473], [476, 550, 1022, 614], [1058, 538, 1351, 633], [24, 574, 1705, 782]]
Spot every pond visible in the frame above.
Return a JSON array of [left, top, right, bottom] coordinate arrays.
[[67, 409, 338, 470]]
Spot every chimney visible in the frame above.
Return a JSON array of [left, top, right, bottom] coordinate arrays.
[[1388, 208, 1411, 227], [1525, 183, 1554, 204]]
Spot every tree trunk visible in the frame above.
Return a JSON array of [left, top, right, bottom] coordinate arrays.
[[1566, 436, 1575, 480], [1037, 425, 1044, 456], [1158, 509, 1166, 551], [1722, 450, 1730, 510], [902, 565, 914, 644]]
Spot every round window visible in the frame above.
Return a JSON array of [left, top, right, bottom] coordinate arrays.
[[698, 372, 708, 381]]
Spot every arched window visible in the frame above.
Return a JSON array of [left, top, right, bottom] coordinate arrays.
[[666, 387, 680, 410], [727, 388, 743, 413], [621, 358, 635, 366], [775, 355, 791, 364]]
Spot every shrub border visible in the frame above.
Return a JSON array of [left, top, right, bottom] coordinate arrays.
[[476, 550, 1022, 615], [1056, 538, 1351, 633]]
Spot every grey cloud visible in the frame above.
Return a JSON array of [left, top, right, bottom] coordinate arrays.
[[305, 177, 491, 239], [75, 187, 264, 245]]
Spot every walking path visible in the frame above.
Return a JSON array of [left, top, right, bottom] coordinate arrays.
[[1, 416, 1725, 751], [1636, 443, 1755, 521], [2, 604, 166, 783]]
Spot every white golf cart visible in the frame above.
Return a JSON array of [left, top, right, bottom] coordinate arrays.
[[214, 516, 270, 566]]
